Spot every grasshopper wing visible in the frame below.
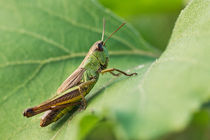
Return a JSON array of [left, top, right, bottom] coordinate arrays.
[[38, 67, 86, 126], [57, 67, 85, 94], [41, 68, 85, 123], [23, 68, 86, 122]]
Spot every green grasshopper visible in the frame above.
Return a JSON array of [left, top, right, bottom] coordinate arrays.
[[23, 19, 137, 127]]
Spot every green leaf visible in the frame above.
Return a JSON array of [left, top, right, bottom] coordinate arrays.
[[0, 0, 158, 140], [135, 0, 210, 138], [0, 0, 209, 140]]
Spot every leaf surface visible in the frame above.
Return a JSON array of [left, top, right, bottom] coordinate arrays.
[[0, 0, 209, 140]]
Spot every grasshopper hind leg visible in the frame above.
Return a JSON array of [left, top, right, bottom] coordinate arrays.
[[40, 105, 78, 127], [40, 102, 82, 127], [40, 109, 63, 127]]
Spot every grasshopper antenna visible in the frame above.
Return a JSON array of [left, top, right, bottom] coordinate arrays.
[[101, 18, 105, 41], [103, 22, 126, 46]]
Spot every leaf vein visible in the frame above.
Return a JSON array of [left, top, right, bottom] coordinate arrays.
[[0, 26, 71, 54], [1, 64, 43, 104], [37, 6, 148, 52], [0, 50, 157, 68]]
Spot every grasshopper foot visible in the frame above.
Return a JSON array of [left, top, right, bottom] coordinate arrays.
[[78, 101, 87, 111]]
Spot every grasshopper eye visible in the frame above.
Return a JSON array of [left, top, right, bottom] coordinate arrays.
[[97, 42, 103, 51]]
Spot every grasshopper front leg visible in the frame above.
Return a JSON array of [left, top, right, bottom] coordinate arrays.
[[101, 68, 137, 77]]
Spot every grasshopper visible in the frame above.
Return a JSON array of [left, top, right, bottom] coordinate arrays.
[[23, 19, 137, 127]]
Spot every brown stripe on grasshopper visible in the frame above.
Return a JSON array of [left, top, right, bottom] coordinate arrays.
[[23, 101, 80, 118], [23, 89, 82, 117], [23, 79, 96, 117]]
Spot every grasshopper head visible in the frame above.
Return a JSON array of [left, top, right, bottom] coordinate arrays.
[[91, 40, 109, 69], [90, 19, 126, 70], [83, 19, 125, 70]]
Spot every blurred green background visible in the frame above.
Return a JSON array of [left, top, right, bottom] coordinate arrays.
[[99, 0, 188, 51]]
